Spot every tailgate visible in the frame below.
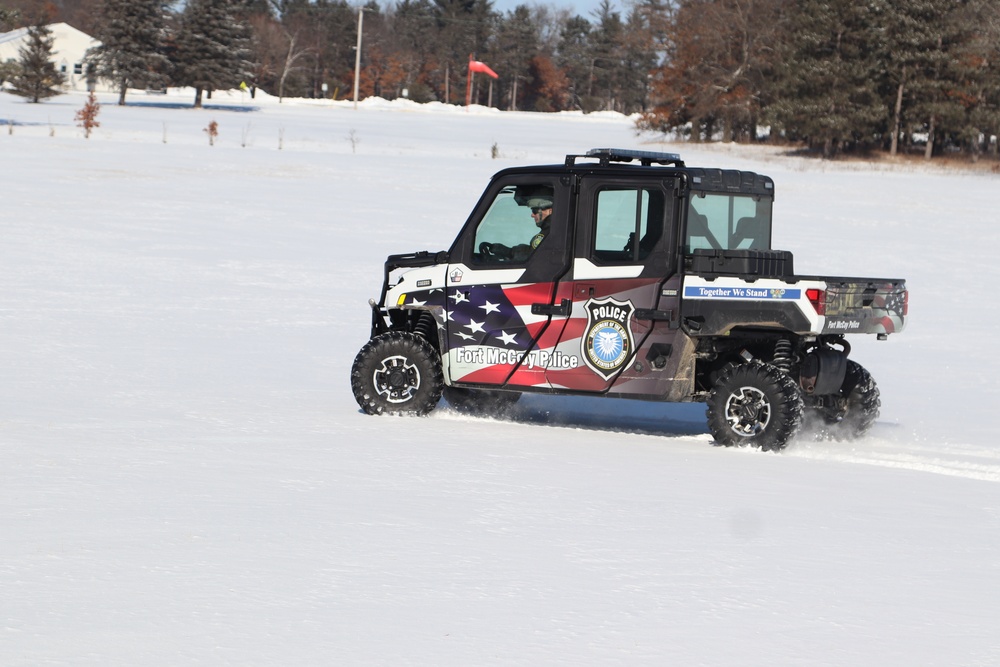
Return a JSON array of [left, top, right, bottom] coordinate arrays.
[[821, 279, 907, 335]]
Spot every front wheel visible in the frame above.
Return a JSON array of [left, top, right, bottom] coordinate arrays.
[[351, 331, 443, 415], [706, 361, 804, 451]]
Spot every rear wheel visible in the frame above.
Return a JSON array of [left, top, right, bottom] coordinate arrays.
[[707, 361, 803, 451], [351, 331, 443, 415], [443, 386, 521, 416], [815, 360, 880, 440]]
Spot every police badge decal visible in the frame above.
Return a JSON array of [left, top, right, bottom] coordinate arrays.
[[583, 297, 635, 380]]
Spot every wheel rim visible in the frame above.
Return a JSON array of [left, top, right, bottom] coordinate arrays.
[[373, 355, 421, 404], [724, 386, 771, 437]]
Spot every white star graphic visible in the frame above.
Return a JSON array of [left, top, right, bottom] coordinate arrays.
[[498, 330, 517, 346], [480, 300, 500, 314], [449, 291, 469, 304], [408, 298, 426, 306], [465, 319, 485, 334], [454, 331, 474, 341]]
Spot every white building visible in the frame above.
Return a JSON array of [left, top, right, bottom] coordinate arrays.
[[0, 22, 103, 92]]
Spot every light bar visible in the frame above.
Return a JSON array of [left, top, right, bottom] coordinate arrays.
[[566, 148, 685, 167]]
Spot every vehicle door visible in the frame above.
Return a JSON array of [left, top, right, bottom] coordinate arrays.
[[442, 175, 575, 388], [543, 175, 688, 396]]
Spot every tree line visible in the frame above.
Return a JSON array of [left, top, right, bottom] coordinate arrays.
[[3, 0, 999, 159], [641, 0, 1000, 159], [2, 0, 656, 114]]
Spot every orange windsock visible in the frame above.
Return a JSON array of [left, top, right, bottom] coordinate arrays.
[[468, 60, 498, 78]]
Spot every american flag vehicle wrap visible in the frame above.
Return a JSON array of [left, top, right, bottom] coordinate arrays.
[[439, 277, 668, 392], [821, 280, 907, 335], [444, 281, 564, 386], [392, 270, 674, 392]]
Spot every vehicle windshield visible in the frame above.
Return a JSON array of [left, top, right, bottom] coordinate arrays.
[[685, 193, 772, 252]]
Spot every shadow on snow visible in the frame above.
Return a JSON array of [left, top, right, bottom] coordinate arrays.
[[124, 101, 260, 113]]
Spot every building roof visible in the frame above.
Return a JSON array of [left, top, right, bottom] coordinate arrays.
[[0, 22, 99, 63]]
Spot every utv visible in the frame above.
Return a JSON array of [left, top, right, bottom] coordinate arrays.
[[351, 148, 907, 451]]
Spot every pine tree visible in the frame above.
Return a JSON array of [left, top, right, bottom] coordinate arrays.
[[880, 0, 945, 155], [10, 24, 66, 103], [315, 1, 360, 99], [769, 0, 888, 157], [617, 3, 662, 115], [0, 58, 19, 87], [432, 0, 495, 105], [1, 6, 21, 32], [900, 0, 1000, 160], [392, 0, 440, 101], [492, 6, 537, 110], [87, 0, 169, 105], [588, 1, 625, 112], [961, 0, 1000, 159], [555, 15, 592, 110], [171, 0, 253, 108]]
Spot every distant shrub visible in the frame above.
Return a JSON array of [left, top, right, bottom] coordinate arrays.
[[74, 91, 101, 139], [404, 83, 436, 104], [204, 120, 218, 146]]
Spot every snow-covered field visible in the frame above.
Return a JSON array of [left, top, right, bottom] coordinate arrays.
[[2, 88, 999, 665]]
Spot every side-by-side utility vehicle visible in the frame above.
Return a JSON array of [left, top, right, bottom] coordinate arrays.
[[350, 148, 907, 450]]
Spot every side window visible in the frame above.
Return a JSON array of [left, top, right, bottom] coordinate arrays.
[[593, 187, 664, 263], [473, 184, 554, 265], [687, 194, 772, 252]]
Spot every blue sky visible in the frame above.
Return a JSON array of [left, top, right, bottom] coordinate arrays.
[[489, 0, 620, 19]]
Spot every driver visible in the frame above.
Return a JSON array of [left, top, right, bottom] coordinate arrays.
[[525, 195, 553, 250], [481, 194, 553, 262]]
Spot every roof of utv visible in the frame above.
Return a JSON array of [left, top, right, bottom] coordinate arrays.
[[495, 148, 775, 198]]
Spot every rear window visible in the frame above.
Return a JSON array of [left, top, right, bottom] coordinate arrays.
[[686, 194, 772, 252]]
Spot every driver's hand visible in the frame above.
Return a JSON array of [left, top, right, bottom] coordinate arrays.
[[480, 242, 511, 259]]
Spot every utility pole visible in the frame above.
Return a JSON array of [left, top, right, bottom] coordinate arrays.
[[352, 7, 366, 110]]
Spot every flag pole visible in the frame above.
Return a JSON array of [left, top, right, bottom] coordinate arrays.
[[466, 58, 499, 111]]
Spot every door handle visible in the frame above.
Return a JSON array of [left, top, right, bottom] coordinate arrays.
[[531, 298, 572, 317]]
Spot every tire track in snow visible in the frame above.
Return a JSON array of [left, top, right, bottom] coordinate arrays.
[[787, 434, 1000, 483]]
